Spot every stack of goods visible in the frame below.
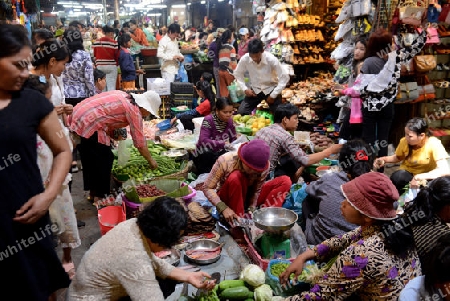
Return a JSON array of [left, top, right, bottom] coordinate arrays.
[[233, 114, 273, 136], [259, 0, 341, 69], [281, 72, 339, 122], [170, 82, 194, 111], [310, 129, 338, 150], [332, 0, 374, 84], [185, 202, 216, 235]]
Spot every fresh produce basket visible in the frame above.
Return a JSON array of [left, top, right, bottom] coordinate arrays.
[[266, 259, 310, 297], [124, 178, 192, 204]]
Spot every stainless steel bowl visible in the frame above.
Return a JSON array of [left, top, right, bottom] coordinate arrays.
[[185, 239, 221, 265], [253, 207, 298, 233], [157, 248, 181, 266], [160, 149, 188, 161]]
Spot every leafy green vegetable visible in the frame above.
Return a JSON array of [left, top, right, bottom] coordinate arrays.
[[240, 264, 265, 287], [254, 284, 273, 301]]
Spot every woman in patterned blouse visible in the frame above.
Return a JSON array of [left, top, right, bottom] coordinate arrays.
[[280, 172, 421, 300]]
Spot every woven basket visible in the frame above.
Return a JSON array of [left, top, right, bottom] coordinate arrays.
[[158, 160, 190, 180], [113, 161, 190, 186]]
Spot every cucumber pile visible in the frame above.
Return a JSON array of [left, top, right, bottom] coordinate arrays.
[[179, 280, 257, 301]]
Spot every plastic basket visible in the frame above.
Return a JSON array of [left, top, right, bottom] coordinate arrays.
[[170, 82, 194, 94], [266, 259, 310, 296], [98, 202, 126, 235]]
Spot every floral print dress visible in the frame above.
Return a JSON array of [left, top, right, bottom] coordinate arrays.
[[286, 226, 421, 301], [37, 75, 80, 249]]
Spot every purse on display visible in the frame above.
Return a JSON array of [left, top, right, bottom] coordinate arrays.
[[400, 59, 415, 76], [417, 27, 440, 44], [401, 32, 418, 47], [395, 82, 419, 103], [413, 76, 436, 103], [401, 7, 426, 26], [414, 55, 437, 72]]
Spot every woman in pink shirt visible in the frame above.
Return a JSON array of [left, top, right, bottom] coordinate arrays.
[[69, 90, 161, 202]]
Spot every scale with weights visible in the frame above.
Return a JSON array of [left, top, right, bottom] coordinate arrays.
[[252, 207, 298, 259]]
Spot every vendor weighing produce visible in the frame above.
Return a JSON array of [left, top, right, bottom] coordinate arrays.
[[69, 90, 161, 202]]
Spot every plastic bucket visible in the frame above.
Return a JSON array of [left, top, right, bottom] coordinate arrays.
[[122, 195, 142, 219], [181, 183, 196, 203], [98, 202, 126, 235]]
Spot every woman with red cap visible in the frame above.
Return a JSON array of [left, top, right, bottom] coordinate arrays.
[[280, 172, 421, 300], [203, 139, 292, 226]]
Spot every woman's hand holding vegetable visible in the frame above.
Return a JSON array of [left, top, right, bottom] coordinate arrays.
[[186, 271, 216, 290], [374, 157, 385, 170], [279, 248, 315, 285]]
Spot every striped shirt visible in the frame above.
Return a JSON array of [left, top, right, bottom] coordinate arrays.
[[255, 123, 309, 172], [218, 44, 237, 72], [92, 37, 119, 66], [69, 90, 145, 148], [204, 152, 269, 208]]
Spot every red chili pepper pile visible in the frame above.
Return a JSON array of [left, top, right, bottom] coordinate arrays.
[[136, 184, 165, 197]]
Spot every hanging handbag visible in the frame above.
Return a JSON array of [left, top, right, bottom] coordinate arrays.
[[395, 82, 419, 103], [400, 59, 415, 76], [413, 76, 436, 103], [439, 4, 450, 23], [417, 27, 440, 44], [414, 55, 437, 72], [349, 98, 363, 123], [401, 7, 426, 26]]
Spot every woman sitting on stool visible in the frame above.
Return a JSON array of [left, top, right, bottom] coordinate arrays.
[[204, 139, 291, 226], [374, 117, 449, 193]]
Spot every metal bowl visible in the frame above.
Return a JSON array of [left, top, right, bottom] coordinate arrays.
[[160, 149, 188, 161], [253, 207, 298, 233], [185, 239, 221, 265], [157, 248, 181, 266]]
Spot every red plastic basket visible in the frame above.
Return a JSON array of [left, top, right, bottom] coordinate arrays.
[[98, 202, 126, 235]]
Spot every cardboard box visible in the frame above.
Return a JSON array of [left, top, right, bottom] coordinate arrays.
[[147, 78, 170, 96]]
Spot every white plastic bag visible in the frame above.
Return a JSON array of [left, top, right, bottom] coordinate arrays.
[[117, 140, 131, 167]]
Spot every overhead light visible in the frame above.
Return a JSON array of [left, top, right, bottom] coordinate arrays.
[[57, 1, 75, 4], [148, 13, 162, 16], [181, 11, 184, 14], [62, 4, 83, 8], [147, 4, 167, 8], [40, 10, 44, 12], [187, 2, 191, 5], [172, 4, 186, 8], [73, 8, 81, 11], [218, 0, 224, 2], [200, 1, 205, 3]]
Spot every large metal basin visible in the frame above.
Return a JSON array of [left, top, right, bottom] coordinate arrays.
[[253, 207, 298, 233]]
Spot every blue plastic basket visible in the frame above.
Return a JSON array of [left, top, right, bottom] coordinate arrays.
[[157, 119, 171, 131]]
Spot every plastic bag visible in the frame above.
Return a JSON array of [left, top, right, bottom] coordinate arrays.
[[176, 63, 188, 83], [117, 140, 131, 167], [282, 183, 308, 223], [349, 98, 363, 124], [227, 81, 245, 103]]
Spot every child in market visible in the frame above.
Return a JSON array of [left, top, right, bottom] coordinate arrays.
[[94, 68, 107, 94], [170, 80, 216, 131], [118, 33, 145, 90], [201, 71, 216, 95], [337, 38, 367, 140], [23, 75, 81, 281], [94, 68, 127, 141]]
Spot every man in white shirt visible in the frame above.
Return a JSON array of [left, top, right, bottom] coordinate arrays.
[[234, 38, 290, 115], [157, 23, 184, 83]]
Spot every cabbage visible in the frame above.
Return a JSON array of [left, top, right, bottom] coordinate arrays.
[[254, 284, 273, 301], [240, 264, 265, 287]]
